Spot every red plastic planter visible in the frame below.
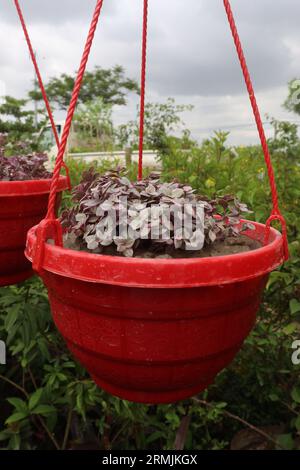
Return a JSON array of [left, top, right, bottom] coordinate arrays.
[[25, 221, 285, 404], [0, 176, 68, 287]]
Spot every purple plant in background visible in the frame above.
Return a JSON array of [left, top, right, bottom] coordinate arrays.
[[0, 135, 51, 181]]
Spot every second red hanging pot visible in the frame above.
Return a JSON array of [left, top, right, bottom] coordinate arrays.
[[0, 176, 68, 287]]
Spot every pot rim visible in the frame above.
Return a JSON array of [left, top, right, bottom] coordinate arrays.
[[0, 175, 69, 197], [25, 220, 285, 288]]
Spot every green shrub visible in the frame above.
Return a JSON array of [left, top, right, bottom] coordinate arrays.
[[1, 122, 300, 450]]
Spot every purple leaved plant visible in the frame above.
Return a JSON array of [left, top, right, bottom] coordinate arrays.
[[61, 168, 255, 258], [0, 144, 51, 182]]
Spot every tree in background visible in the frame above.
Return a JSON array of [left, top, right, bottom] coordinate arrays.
[[284, 79, 300, 115], [29, 65, 140, 111], [72, 98, 114, 152], [0, 96, 45, 153], [117, 98, 193, 153]]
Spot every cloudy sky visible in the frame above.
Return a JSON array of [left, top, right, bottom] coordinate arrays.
[[0, 0, 299, 145]]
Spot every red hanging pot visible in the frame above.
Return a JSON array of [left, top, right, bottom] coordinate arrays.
[[25, 221, 285, 403], [0, 176, 68, 287], [19, 0, 288, 404]]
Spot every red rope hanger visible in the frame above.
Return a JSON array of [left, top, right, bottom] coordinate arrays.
[[46, 0, 105, 220], [137, 0, 288, 259], [31, 0, 105, 272], [15, 0, 148, 185], [14, 0, 71, 190], [137, 0, 288, 257], [138, 0, 148, 181], [20, 0, 287, 270], [223, 0, 288, 259]]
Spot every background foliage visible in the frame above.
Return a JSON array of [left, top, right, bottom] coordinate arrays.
[[0, 71, 300, 450], [28, 65, 139, 111]]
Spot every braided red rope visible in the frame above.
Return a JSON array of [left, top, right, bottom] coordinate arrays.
[[46, 0, 104, 219], [14, 0, 71, 190], [30, 0, 288, 269], [138, 0, 149, 180], [32, 0, 105, 272], [223, 0, 288, 260]]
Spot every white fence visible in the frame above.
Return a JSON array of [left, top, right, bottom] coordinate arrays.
[[68, 150, 161, 168]]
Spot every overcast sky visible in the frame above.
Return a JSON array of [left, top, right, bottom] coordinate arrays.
[[0, 0, 299, 145]]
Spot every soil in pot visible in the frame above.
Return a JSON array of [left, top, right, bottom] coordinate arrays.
[[128, 235, 261, 259], [63, 234, 261, 259]]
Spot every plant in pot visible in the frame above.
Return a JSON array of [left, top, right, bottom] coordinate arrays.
[[26, 168, 286, 403], [24, 0, 287, 404], [61, 168, 258, 259], [0, 134, 69, 286]]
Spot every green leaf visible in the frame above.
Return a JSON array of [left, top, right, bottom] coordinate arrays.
[[283, 323, 298, 335], [291, 386, 300, 404], [46, 411, 58, 433], [4, 304, 21, 331], [0, 431, 11, 442], [76, 384, 85, 419], [5, 412, 28, 425], [11, 341, 25, 356], [21, 358, 28, 369], [277, 433, 295, 450], [289, 299, 300, 315], [188, 175, 198, 185], [295, 415, 300, 431], [146, 430, 165, 445], [215, 402, 227, 409], [31, 405, 56, 416], [269, 393, 280, 402], [266, 272, 292, 289], [57, 373, 67, 382], [10, 433, 21, 450], [7, 398, 27, 414], [165, 412, 180, 427], [29, 388, 44, 411]]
